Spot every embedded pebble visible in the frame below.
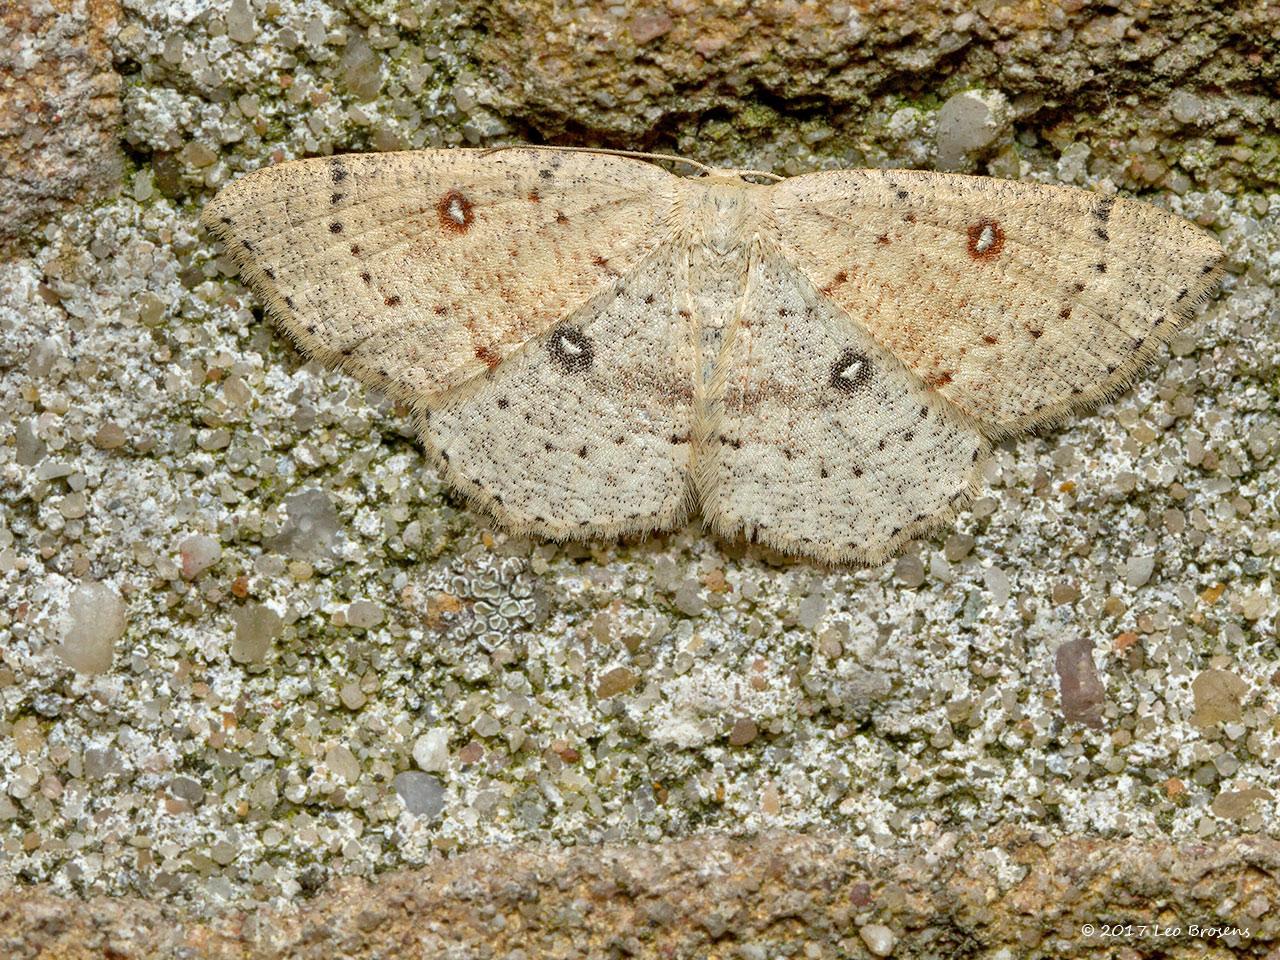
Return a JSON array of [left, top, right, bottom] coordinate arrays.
[[596, 667, 639, 699], [92, 421, 127, 450], [230, 603, 282, 664], [943, 533, 975, 563], [413, 729, 451, 772], [169, 776, 205, 804], [326, 744, 361, 784], [630, 11, 674, 44], [57, 581, 126, 675], [179, 534, 222, 579], [1191, 669, 1247, 729], [1054, 637, 1105, 728], [1125, 553, 1156, 588], [225, 0, 256, 44], [394, 772, 445, 818], [728, 717, 758, 746], [16, 419, 45, 465], [1169, 90, 1205, 124], [339, 682, 367, 710], [346, 599, 384, 629], [893, 553, 925, 588], [934, 89, 1010, 169], [1211, 787, 1271, 820], [270, 489, 343, 561], [860, 923, 897, 957]]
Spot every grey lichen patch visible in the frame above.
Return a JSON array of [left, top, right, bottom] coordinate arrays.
[[0, 0, 1277, 920]]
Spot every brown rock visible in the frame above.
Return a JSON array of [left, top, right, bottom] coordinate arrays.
[[728, 717, 757, 746], [92, 422, 127, 450], [1211, 786, 1272, 820], [595, 666, 638, 699], [1191, 668, 1248, 729], [1, 831, 1280, 957], [0, 0, 123, 255], [1054, 637, 1105, 728], [629, 10, 674, 44]]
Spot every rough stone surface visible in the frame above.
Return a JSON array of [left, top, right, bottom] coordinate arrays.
[[0, 832, 1278, 958], [0, 0, 123, 256], [0, 0, 1276, 948]]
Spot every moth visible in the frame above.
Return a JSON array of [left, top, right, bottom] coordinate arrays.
[[203, 147, 1223, 564]]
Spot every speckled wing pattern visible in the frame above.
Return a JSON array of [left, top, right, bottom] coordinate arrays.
[[203, 148, 1223, 564], [425, 243, 697, 539], [698, 247, 986, 563], [202, 148, 678, 399], [770, 170, 1225, 435]]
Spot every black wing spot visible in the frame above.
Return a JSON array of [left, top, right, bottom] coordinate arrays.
[[549, 328, 594, 374], [829, 348, 872, 394], [331, 161, 348, 184], [1094, 228, 1109, 241], [329, 222, 343, 234], [1093, 197, 1115, 222]]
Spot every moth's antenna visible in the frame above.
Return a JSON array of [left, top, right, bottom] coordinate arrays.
[[720, 168, 785, 183], [481, 144, 783, 182]]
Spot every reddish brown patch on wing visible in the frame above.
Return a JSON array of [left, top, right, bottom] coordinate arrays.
[[555, 211, 569, 224], [820, 270, 849, 296], [966, 218, 1005, 261], [437, 190, 475, 234], [591, 255, 609, 267], [924, 370, 954, 389], [876, 233, 891, 246], [1059, 306, 1072, 319], [528, 190, 540, 203], [903, 212, 917, 224], [981, 334, 999, 345], [475, 345, 501, 368]]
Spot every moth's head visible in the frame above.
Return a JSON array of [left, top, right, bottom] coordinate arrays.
[[702, 167, 784, 186]]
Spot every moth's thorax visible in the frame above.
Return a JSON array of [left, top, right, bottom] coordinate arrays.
[[680, 177, 764, 255], [677, 179, 768, 386]]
